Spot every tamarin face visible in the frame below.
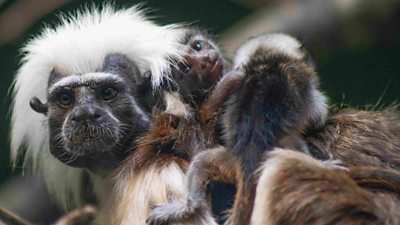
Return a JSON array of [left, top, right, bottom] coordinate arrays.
[[180, 34, 224, 83], [170, 30, 224, 106], [30, 54, 151, 170]]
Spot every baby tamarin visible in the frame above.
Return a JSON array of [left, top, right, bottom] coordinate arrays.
[[137, 27, 224, 114], [102, 28, 225, 225], [131, 27, 226, 165], [169, 27, 224, 108], [147, 33, 329, 225]]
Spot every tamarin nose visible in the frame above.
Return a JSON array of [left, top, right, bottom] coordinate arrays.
[[71, 106, 103, 123], [207, 52, 218, 64]]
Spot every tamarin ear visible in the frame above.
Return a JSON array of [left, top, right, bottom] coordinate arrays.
[[48, 69, 62, 87], [29, 97, 48, 115]]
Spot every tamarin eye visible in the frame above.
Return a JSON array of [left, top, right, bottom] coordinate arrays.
[[192, 40, 202, 51], [100, 87, 117, 101], [56, 90, 74, 107], [178, 62, 191, 75], [181, 66, 191, 75]]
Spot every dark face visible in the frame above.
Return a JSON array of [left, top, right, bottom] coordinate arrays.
[[181, 36, 223, 82], [172, 34, 224, 106], [32, 54, 150, 171]]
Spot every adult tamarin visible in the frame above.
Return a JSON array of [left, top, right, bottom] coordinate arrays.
[[10, 4, 185, 213], [147, 33, 329, 225], [105, 28, 225, 225]]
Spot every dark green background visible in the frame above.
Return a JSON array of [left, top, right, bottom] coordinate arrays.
[[1, 0, 399, 185]]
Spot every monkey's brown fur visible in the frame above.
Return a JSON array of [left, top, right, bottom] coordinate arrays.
[[349, 166, 400, 194], [199, 70, 244, 146], [306, 108, 400, 169], [117, 112, 193, 173], [254, 149, 400, 225]]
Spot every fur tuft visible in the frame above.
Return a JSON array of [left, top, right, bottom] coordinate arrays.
[[251, 148, 335, 225], [233, 33, 303, 69], [163, 92, 192, 118], [10, 5, 185, 209], [306, 77, 328, 128], [105, 162, 215, 225]]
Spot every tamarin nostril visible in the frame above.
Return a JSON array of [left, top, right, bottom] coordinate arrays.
[[94, 114, 101, 120], [208, 53, 218, 64]]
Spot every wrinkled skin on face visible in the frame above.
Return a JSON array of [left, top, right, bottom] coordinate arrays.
[[31, 54, 151, 171]]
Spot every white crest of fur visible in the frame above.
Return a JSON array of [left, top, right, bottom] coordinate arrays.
[[48, 72, 124, 93], [251, 148, 330, 225], [233, 33, 303, 69], [105, 162, 215, 225], [10, 5, 184, 208]]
